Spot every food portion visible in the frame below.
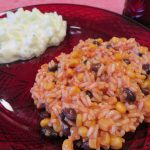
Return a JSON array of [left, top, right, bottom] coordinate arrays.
[[0, 8, 67, 63], [31, 37, 150, 150]]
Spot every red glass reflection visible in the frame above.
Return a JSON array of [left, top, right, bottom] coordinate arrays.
[[123, 0, 150, 28]]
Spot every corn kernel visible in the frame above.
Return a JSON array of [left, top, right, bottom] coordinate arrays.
[[127, 64, 132, 70], [89, 139, 97, 149], [100, 132, 111, 146], [43, 82, 55, 90], [143, 79, 150, 88], [40, 118, 50, 127], [51, 112, 56, 119], [144, 97, 150, 113], [97, 38, 103, 43], [139, 46, 148, 53], [89, 44, 97, 50], [53, 119, 62, 132], [69, 59, 79, 67], [77, 73, 84, 81], [115, 102, 126, 114], [84, 120, 96, 127], [78, 126, 88, 138], [98, 118, 113, 131], [136, 74, 146, 80], [120, 37, 127, 42], [110, 136, 123, 150], [62, 139, 73, 150], [111, 37, 119, 43], [114, 53, 122, 60], [127, 70, 136, 78], [67, 69, 74, 77], [47, 72, 55, 76], [76, 114, 82, 127], [71, 50, 81, 58], [70, 86, 81, 95]]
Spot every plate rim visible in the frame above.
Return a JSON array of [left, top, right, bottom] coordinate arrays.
[[0, 3, 150, 150]]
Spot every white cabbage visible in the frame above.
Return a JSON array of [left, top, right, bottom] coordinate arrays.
[[0, 8, 67, 63]]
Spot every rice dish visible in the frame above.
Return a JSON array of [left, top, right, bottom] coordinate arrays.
[[31, 37, 150, 150]]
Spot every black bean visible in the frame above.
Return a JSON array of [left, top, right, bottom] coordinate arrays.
[[86, 90, 93, 98], [74, 140, 94, 150], [123, 88, 136, 102], [99, 148, 105, 150], [106, 44, 112, 49], [74, 140, 82, 149], [40, 111, 50, 119], [138, 53, 143, 57], [39, 103, 45, 110], [93, 40, 101, 46], [81, 141, 89, 150], [83, 60, 88, 64], [62, 123, 70, 137], [141, 88, 149, 96], [142, 64, 150, 74], [62, 108, 77, 122], [60, 112, 71, 126], [81, 141, 94, 150], [123, 59, 130, 64], [40, 127, 58, 137], [60, 112, 65, 121], [48, 64, 58, 72], [91, 64, 101, 72]]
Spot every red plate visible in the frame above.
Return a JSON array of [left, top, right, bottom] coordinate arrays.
[[0, 4, 150, 150]]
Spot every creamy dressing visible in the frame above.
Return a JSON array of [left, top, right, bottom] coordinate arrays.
[[0, 8, 67, 63]]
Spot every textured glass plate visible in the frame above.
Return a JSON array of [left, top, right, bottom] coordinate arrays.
[[0, 4, 150, 150]]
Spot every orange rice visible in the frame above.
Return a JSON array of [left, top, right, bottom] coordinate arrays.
[[31, 37, 150, 150]]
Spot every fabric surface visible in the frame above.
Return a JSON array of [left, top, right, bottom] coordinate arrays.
[[0, 0, 125, 14]]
